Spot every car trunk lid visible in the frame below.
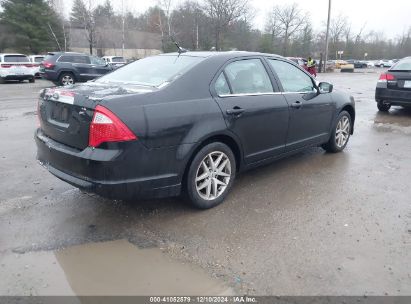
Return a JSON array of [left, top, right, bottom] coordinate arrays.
[[38, 83, 156, 150], [386, 71, 411, 90]]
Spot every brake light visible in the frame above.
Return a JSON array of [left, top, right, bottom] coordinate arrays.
[[1, 64, 12, 68], [43, 61, 55, 69], [379, 73, 395, 81], [89, 105, 137, 148]]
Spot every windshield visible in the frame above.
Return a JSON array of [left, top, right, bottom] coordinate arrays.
[[392, 58, 411, 71], [112, 57, 125, 63], [96, 55, 204, 87], [4, 55, 29, 62]]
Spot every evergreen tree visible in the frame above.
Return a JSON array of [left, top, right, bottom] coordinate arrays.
[[0, 0, 64, 53]]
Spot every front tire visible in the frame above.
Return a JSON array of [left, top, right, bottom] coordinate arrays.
[[377, 101, 391, 112], [322, 111, 352, 153], [186, 142, 236, 209]]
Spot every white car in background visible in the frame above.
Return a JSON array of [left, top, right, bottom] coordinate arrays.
[[366, 61, 375, 67], [102, 56, 127, 69], [0, 53, 36, 84], [28, 55, 45, 77], [376, 59, 393, 68]]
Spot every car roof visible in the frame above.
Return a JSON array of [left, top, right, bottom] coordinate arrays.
[[0, 53, 28, 56], [48, 52, 88, 56], [159, 51, 284, 59]]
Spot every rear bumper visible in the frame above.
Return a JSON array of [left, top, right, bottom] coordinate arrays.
[[375, 87, 411, 105], [35, 129, 186, 200], [40, 70, 58, 81], [1, 74, 34, 80]]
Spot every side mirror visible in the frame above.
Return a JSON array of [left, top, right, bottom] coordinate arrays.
[[318, 82, 333, 93]]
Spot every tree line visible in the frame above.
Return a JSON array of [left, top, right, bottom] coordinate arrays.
[[0, 0, 410, 60]]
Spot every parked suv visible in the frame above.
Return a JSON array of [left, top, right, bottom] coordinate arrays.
[[28, 55, 45, 78], [0, 53, 36, 84], [40, 52, 113, 86]]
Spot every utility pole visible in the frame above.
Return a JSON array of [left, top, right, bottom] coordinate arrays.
[[324, 0, 332, 72], [122, 0, 125, 57]]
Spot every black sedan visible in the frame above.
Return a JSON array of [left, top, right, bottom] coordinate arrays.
[[375, 57, 411, 112], [346, 60, 367, 69], [35, 52, 355, 209]]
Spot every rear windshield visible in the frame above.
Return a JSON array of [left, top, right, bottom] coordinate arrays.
[[391, 58, 411, 71], [4, 55, 30, 62], [96, 55, 205, 87], [112, 57, 125, 63]]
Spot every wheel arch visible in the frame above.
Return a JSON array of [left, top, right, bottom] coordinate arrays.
[[181, 133, 243, 189], [340, 104, 355, 134], [58, 70, 77, 81]]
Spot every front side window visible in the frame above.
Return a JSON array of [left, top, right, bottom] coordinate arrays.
[[90, 56, 105, 65], [268, 59, 315, 93], [224, 59, 273, 94], [96, 55, 204, 87]]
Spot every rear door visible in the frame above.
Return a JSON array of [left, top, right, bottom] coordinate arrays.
[[212, 57, 290, 164], [267, 58, 334, 151], [59, 55, 92, 81]]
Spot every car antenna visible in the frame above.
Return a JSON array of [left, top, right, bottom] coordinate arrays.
[[170, 36, 187, 55]]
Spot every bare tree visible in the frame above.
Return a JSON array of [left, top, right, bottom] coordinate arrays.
[[203, 0, 250, 50], [158, 0, 174, 36], [267, 3, 308, 56], [70, 0, 97, 54]]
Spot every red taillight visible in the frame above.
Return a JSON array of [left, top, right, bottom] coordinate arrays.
[[43, 61, 55, 69], [1, 64, 12, 68], [379, 73, 395, 81], [89, 105, 137, 148]]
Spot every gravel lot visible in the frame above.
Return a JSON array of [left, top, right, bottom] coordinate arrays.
[[0, 72, 410, 296]]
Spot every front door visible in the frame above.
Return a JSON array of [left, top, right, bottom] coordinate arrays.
[[213, 58, 290, 164], [266, 59, 334, 151]]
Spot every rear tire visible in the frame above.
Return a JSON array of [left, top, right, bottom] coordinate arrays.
[[322, 111, 352, 153], [29, 77, 35, 83], [58, 72, 75, 86], [186, 142, 236, 209], [377, 101, 391, 112]]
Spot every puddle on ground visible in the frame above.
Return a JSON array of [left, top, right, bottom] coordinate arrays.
[[1, 240, 232, 296], [374, 110, 411, 127]]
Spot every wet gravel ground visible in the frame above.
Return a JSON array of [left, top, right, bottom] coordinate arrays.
[[0, 73, 410, 296]]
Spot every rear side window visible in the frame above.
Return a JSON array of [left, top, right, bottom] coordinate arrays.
[[34, 57, 44, 63], [392, 58, 411, 71], [215, 73, 231, 95], [59, 55, 90, 64], [224, 59, 273, 94], [4, 55, 29, 62], [268, 59, 315, 93]]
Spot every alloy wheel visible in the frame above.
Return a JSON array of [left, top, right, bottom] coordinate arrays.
[[62, 75, 74, 86], [195, 151, 232, 201], [335, 116, 350, 148]]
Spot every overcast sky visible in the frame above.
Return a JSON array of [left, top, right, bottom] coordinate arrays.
[[62, 0, 411, 39]]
